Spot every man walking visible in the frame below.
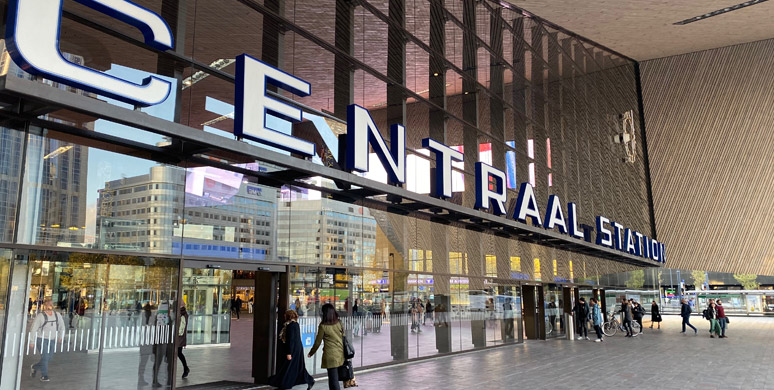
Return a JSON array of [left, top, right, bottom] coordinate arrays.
[[680, 298, 697, 334], [29, 299, 66, 382], [573, 297, 590, 340]]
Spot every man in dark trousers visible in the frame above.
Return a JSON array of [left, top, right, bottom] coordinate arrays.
[[233, 295, 243, 320], [573, 298, 590, 340], [680, 298, 697, 334]]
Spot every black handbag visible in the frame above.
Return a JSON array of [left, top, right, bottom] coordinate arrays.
[[338, 359, 354, 381], [342, 325, 355, 359]]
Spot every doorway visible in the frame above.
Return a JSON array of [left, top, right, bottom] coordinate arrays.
[[521, 284, 545, 340], [177, 261, 285, 389]]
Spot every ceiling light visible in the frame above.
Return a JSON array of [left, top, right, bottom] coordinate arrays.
[[674, 0, 768, 24], [182, 58, 235, 89], [43, 145, 72, 159]]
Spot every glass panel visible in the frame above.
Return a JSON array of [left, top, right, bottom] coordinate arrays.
[[20, 251, 108, 389], [544, 283, 564, 338], [182, 268, 232, 345], [99, 256, 179, 389]]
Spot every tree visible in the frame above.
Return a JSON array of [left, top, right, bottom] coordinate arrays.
[[733, 274, 759, 290], [691, 270, 706, 289], [625, 270, 645, 289]]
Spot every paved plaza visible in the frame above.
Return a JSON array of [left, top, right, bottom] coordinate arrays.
[[15, 314, 774, 389]]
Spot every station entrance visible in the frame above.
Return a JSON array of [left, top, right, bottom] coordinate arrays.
[[178, 260, 286, 389]]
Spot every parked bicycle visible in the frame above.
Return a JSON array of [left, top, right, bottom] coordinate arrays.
[[603, 311, 640, 336]]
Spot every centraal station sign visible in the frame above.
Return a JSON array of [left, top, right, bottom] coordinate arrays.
[[5, 0, 666, 264]]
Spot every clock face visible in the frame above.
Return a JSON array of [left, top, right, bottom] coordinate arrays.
[[621, 110, 637, 164]]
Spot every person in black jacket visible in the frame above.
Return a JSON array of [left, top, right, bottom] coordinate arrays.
[[680, 298, 697, 334], [573, 298, 590, 340], [269, 310, 315, 390], [650, 300, 662, 329], [632, 302, 645, 334], [620, 300, 634, 337]]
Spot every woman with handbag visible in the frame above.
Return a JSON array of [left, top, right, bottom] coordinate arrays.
[[308, 303, 345, 390], [650, 300, 662, 329], [269, 310, 315, 390]]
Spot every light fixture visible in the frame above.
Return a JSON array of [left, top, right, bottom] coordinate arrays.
[[674, 0, 768, 24], [433, 72, 440, 77], [182, 58, 236, 89], [43, 145, 72, 160]]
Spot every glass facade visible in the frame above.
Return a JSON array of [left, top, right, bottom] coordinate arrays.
[[0, 0, 661, 388]]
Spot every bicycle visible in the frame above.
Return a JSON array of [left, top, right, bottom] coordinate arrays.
[[603, 312, 641, 336]]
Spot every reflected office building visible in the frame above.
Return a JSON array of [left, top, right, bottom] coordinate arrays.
[[0, 0, 675, 389]]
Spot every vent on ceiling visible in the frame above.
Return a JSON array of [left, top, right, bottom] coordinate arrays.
[[674, 0, 768, 25]]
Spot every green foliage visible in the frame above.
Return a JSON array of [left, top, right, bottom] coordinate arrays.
[[625, 270, 645, 289], [691, 270, 706, 288], [733, 274, 759, 290]]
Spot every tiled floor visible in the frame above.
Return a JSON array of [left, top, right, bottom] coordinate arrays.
[[14, 314, 774, 389]]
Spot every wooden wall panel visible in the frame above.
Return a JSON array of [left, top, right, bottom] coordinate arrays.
[[641, 39, 774, 275]]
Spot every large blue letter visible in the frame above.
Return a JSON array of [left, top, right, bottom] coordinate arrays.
[[346, 104, 405, 184], [475, 162, 507, 216], [513, 182, 542, 227], [6, 0, 173, 106], [235, 54, 315, 156], [595, 216, 613, 248], [543, 195, 568, 234], [422, 138, 463, 198], [567, 202, 584, 239]]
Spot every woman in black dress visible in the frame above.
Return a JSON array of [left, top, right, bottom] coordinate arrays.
[[269, 310, 315, 390], [650, 300, 662, 329]]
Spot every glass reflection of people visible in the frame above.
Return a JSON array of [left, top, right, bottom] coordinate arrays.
[[138, 302, 154, 386], [503, 298, 514, 340], [547, 298, 557, 331], [29, 299, 66, 382]]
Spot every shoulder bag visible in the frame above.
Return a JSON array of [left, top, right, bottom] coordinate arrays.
[[341, 323, 355, 359]]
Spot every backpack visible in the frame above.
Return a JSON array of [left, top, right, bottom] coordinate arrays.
[[702, 309, 708, 319], [39, 312, 61, 333]]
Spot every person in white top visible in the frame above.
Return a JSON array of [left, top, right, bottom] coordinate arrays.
[[29, 299, 66, 382]]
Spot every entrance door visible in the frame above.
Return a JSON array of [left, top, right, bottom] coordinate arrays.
[[177, 261, 285, 389], [521, 285, 545, 340]]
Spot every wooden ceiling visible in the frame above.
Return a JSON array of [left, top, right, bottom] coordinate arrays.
[[506, 0, 774, 60]]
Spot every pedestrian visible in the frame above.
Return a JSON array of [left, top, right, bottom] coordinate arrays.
[[269, 310, 315, 390], [701, 298, 715, 333], [680, 298, 697, 334], [716, 299, 728, 338], [424, 299, 433, 326], [29, 299, 66, 382], [178, 306, 190, 379], [249, 297, 254, 314], [573, 297, 589, 340], [650, 300, 662, 329], [590, 298, 604, 342], [547, 298, 558, 332], [707, 301, 721, 338], [234, 295, 243, 320], [632, 301, 645, 334], [308, 303, 345, 390], [620, 300, 634, 337]]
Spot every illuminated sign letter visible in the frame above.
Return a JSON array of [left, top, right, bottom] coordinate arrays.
[[633, 231, 644, 256], [422, 138, 463, 199], [650, 239, 661, 262], [611, 221, 625, 251], [595, 216, 613, 248], [567, 202, 584, 239], [514, 182, 542, 227], [6, 0, 173, 106], [474, 162, 507, 216], [345, 104, 405, 185], [543, 195, 568, 234], [624, 228, 637, 255], [235, 54, 315, 156]]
